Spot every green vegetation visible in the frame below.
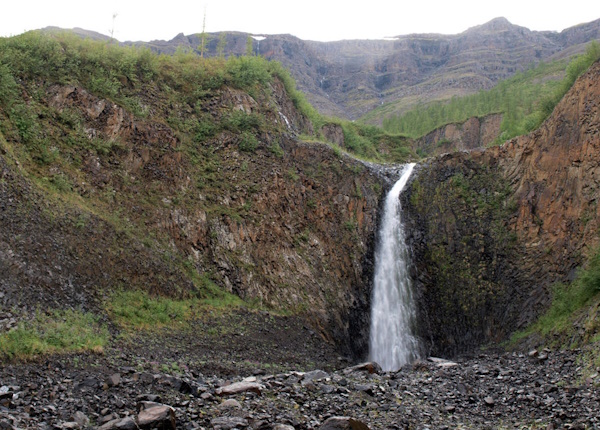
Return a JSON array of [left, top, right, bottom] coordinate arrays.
[[381, 41, 600, 144], [0, 310, 108, 361], [106, 289, 198, 330], [509, 246, 600, 382], [513, 247, 600, 342]]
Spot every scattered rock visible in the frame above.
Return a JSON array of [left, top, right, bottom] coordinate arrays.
[[343, 362, 381, 375], [428, 357, 459, 368], [106, 373, 121, 388], [210, 416, 249, 429], [484, 396, 495, 407], [218, 399, 242, 410], [302, 370, 329, 385], [97, 416, 138, 430], [73, 411, 90, 428]]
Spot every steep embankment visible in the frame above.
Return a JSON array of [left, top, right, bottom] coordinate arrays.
[[404, 60, 600, 356], [0, 33, 394, 357], [413, 113, 502, 156]]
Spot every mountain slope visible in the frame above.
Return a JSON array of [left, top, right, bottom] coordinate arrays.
[[115, 17, 600, 121]]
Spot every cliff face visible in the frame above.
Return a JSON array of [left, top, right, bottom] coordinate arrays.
[[404, 60, 600, 356], [0, 57, 386, 358], [414, 114, 502, 156]]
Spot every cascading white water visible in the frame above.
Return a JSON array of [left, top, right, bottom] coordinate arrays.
[[369, 163, 419, 371]]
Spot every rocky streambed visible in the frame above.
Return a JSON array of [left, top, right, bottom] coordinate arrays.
[[1, 310, 599, 430]]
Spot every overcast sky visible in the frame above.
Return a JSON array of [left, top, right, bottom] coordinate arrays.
[[2, 0, 600, 42]]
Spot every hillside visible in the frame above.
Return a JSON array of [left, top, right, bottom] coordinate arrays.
[[0, 32, 414, 359], [108, 17, 600, 121]]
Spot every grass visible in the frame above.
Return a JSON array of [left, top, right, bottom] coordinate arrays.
[[105, 284, 246, 331], [106, 289, 198, 330], [0, 309, 108, 361], [510, 247, 600, 346]]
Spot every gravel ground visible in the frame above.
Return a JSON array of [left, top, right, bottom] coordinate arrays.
[[1, 309, 599, 429]]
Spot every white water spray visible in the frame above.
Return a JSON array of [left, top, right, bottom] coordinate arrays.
[[369, 163, 419, 371]]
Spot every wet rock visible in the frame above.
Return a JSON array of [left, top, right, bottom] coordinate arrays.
[[342, 362, 381, 375]]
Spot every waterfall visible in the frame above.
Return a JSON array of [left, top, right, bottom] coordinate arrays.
[[369, 163, 419, 371]]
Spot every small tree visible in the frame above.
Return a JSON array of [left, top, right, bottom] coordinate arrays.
[[245, 35, 253, 56], [199, 7, 207, 58], [217, 32, 227, 58]]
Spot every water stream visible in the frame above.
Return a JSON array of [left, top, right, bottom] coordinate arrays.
[[369, 163, 419, 371]]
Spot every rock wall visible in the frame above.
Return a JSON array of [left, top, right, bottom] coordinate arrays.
[[404, 60, 600, 356], [414, 114, 502, 156], [0, 73, 386, 358]]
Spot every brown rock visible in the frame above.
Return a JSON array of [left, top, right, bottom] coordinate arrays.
[[343, 362, 382, 375], [319, 416, 370, 430], [215, 381, 264, 396], [137, 402, 175, 430]]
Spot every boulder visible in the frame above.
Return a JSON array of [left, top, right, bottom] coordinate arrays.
[[137, 402, 175, 430], [319, 416, 370, 430], [215, 381, 264, 396]]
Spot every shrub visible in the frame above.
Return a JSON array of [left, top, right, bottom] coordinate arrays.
[[225, 56, 271, 90], [238, 131, 259, 152]]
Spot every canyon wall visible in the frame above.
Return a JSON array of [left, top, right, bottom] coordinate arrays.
[[403, 60, 600, 356]]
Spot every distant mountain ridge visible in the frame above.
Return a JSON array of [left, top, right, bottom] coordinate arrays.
[[45, 17, 600, 121]]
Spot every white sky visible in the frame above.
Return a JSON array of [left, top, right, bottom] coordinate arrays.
[[2, 0, 600, 42]]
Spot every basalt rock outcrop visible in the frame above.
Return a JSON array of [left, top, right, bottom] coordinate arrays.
[[403, 60, 600, 356], [0, 48, 389, 358]]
